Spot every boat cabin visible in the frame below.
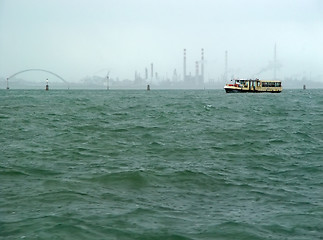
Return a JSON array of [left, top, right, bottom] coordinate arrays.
[[224, 79, 282, 93]]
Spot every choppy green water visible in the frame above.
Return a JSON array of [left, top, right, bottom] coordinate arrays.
[[1, 89, 322, 239]]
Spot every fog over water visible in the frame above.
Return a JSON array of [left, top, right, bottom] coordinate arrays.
[[0, 0, 322, 88]]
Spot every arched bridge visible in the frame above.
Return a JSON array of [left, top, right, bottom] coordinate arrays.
[[7, 69, 69, 85]]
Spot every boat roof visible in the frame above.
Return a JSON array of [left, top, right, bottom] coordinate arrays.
[[233, 78, 281, 82]]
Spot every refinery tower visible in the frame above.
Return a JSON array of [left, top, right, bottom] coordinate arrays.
[[183, 48, 204, 87]]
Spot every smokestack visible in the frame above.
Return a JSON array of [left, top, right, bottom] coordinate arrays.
[[173, 69, 177, 82], [274, 43, 277, 80], [183, 49, 186, 81], [150, 63, 153, 81], [201, 48, 204, 82], [195, 61, 199, 78], [225, 50, 228, 82]]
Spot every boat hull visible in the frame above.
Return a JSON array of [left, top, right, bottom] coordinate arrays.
[[224, 87, 281, 93]]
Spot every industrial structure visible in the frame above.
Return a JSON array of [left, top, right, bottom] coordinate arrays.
[[3, 44, 288, 90], [224, 50, 228, 82], [132, 48, 206, 89], [183, 48, 205, 87], [274, 43, 277, 80]]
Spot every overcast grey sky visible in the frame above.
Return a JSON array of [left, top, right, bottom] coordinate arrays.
[[0, 0, 322, 83]]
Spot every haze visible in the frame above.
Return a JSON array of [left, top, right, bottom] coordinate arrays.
[[0, 0, 322, 88]]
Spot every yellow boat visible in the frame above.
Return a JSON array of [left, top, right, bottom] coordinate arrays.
[[224, 79, 282, 93]]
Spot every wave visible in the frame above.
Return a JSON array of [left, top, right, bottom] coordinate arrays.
[[1, 89, 323, 240]]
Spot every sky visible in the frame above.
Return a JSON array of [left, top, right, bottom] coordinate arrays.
[[0, 0, 322, 84]]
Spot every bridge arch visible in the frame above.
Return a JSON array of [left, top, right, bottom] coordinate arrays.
[[7, 69, 69, 86]]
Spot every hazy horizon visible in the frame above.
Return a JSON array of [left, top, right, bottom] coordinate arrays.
[[1, 0, 322, 85]]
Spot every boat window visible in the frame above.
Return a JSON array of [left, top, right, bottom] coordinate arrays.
[[262, 82, 279, 87]]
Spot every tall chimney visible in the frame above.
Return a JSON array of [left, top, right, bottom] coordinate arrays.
[[274, 43, 277, 80], [201, 48, 204, 83], [195, 61, 199, 79], [225, 50, 228, 81], [150, 63, 153, 81], [183, 49, 186, 81]]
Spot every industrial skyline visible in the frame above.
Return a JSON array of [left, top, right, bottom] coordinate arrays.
[[2, 43, 318, 89], [2, 43, 320, 90], [134, 48, 206, 86], [3, 45, 278, 87], [1, 0, 322, 88]]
